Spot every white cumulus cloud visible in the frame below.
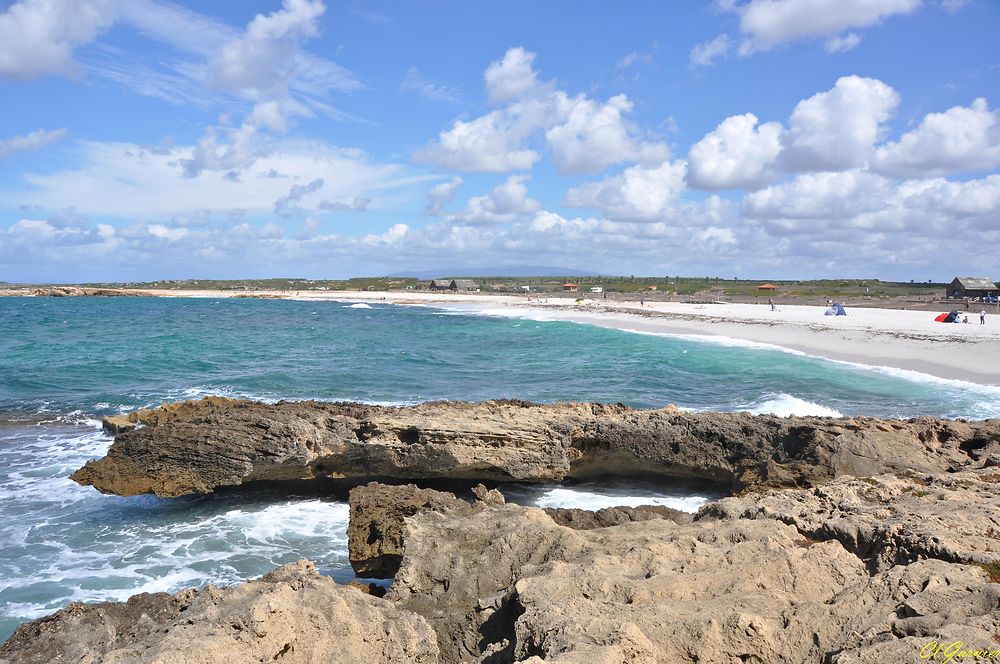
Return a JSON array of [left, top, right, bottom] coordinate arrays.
[[0, 0, 116, 79], [483, 47, 541, 103], [564, 161, 688, 222], [733, 0, 920, 55], [207, 0, 325, 96], [418, 48, 666, 175], [415, 105, 544, 172], [873, 98, 1000, 177], [687, 113, 782, 190], [781, 75, 899, 171], [449, 175, 541, 225], [742, 170, 892, 220], [545, 93, 668, 175]]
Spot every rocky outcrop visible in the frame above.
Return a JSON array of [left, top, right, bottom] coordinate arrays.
[[370, 484, 1000, 663], [701, 468, 1000, 570], [31, 286, 150, 297], [0, 561, 438, 664], [20, 393, 1000, 664], [71, 397, 1000, 498], [347, 483, 691, 579], [12, 476, 997, 663], [349, 483, 472, 578], [541, 503, 692, 529]]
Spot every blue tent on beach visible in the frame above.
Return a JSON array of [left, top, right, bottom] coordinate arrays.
[[824, 303, 847, 316]]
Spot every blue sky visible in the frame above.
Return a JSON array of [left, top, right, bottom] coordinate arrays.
[[1, 0, 998, 282]]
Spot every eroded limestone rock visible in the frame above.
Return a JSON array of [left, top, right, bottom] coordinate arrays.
[[0, 561, 438, 664], [347, 482, 690, 579], [701, 468, 1000, 570], [72, 397, 1000, 498], [384, 492, 1000, 664]]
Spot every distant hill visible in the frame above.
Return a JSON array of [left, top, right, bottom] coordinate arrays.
[[389, 266, 603, 279]]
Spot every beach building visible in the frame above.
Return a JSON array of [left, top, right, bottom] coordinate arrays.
[[450, 279, 480, 292], [428, 278, 480, 291], [757, 283, 778, 291], [948, 277, 997, 299], [562, 283, 578, 292]]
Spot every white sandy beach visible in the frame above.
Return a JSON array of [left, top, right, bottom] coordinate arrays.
[[130, 289, 1000, 386]]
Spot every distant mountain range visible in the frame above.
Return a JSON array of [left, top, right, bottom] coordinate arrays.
[[388, 266, 605, 279]]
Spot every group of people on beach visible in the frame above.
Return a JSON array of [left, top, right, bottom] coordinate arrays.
[[961, 309, 988, 324]]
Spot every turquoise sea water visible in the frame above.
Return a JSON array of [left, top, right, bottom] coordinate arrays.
[[1, 296, 998, 640]]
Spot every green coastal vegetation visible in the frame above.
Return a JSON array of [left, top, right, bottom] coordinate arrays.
[[71, 276, 946, 301]]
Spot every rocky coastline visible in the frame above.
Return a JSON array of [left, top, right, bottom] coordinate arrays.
[[76, 397, 996, 497], [4, 397, 1000, 663], [28, 286, 154, 297]]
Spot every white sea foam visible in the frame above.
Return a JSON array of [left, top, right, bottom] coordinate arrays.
[[742, 394, 843, 418], [828, 360, 1000, 406], [520, 485, 711, 514], [168, 386, 421, 408], [176, 385, 270, 402], [620, 328, 809, 356], [466, 306, 560, 322], [346, 303, 373, 309], [0, 416, 355, 629], [0, 492, 352, 619], [238, 500, 350, 546], [35, 410, 104, 429]]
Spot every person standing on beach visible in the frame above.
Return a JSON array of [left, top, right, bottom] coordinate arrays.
[[769, 298, 775, 311], [982, 309, 987, 324]]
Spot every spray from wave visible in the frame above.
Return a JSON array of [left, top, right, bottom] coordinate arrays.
[[742, 394, 843, 417]]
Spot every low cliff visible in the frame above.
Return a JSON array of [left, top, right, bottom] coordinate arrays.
[[72, 397, 999, 497]]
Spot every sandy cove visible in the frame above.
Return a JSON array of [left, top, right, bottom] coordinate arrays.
[[12, 286, 1000, 384], [118, 288, 1000, 386]]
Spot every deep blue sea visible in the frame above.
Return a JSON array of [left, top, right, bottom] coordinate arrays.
[[1, 296, 998, 640]]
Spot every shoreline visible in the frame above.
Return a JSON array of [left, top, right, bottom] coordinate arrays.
[[10, 287, 1000, 386]]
